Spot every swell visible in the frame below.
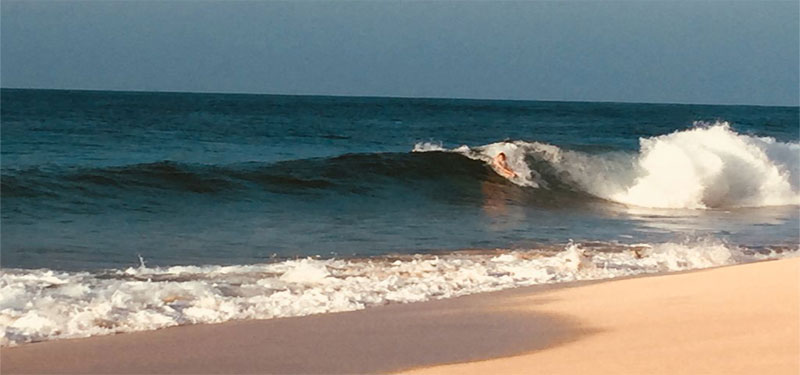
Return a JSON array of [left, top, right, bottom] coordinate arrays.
[[1, 152, 503, 199], [4, 122, 798, 210]]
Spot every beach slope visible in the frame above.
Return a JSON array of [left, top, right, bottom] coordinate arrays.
[[401, 257, 799, 375], [3, 258, 797, 374]]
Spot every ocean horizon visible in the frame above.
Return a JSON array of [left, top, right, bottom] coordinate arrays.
[[4, 87, 798, 108]]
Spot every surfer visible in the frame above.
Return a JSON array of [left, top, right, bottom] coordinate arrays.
[[493, 152, 516, 178]]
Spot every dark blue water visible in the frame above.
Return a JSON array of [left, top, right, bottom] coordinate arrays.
[[2, 89, 798, 270]]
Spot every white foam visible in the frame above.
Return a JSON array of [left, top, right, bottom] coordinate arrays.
[[412, 142, 446, 152], [415, 140, 545, 188], [1, 240, 791, 346], [414, 122, 800, 209], [611, 123, 799, 208]]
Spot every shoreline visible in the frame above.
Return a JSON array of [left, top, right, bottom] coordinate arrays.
[[4, 240, 756, 348], [2, 277, 584, 374], [3, 258, 798, 374]]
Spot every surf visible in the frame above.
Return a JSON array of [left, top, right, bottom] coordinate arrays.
[[416, 122, 800, 209], [3, 122, 798, 211], [1, 239, 790, 346]]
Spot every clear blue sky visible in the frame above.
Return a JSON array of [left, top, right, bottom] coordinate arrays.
[[2, 1, 798, 106]]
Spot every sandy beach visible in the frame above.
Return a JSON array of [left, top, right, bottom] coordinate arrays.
[[402, 257, 800, 375], [3, 258, 797, 374], [4, 2, 798, 374]]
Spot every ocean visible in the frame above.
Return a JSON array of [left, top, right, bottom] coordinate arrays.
[[2, 88, 798, 345]]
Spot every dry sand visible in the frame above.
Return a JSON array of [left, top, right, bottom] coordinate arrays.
[[2, 258, 797, 374], [402, 258, 800, 375]]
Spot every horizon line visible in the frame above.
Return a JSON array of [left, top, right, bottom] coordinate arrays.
[[2, 86, 797, 109]]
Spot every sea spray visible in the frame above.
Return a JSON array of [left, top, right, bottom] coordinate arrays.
[[416, 122, 800, 209]]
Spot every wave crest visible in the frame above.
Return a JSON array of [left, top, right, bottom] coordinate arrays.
[[417, 122, 799, 209]]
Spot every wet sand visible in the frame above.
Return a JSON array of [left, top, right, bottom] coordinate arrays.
[[1, 281, 581, 374], [3, 258, 797, 374]]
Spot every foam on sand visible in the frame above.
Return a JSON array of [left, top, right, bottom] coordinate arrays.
[[1, 240, 791, 346]]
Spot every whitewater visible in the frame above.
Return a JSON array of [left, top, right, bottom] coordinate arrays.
[[415, 122, 800, 209], [2, 240, 793, 346]]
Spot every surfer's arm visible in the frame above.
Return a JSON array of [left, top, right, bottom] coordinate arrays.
[[493, 161, 516, 178], [500, 167, 517, 178]]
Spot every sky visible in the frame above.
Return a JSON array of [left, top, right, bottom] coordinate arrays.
[[1, 1, 798, 106]]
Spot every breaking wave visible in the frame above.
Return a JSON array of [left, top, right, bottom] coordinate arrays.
[[416, 122, 800, 209], [3, 122, 798, 210]]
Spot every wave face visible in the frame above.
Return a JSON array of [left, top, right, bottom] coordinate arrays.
[[6, 122, 796, 210], [1, 240, 792, 346], [416, 122, 800, 209], [1, 152, 489, 200]]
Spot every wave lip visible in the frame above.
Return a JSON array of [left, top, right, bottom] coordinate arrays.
[[418, 122, 800, 209], [1, 240, 792, 346], [611, 122, 799, 208]]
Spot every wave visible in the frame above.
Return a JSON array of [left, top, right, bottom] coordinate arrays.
[[4, 122, 798, 210], [1, 152, 492, 199], [416, 122, 800, 209], [1, 240, 793, 346]]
